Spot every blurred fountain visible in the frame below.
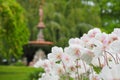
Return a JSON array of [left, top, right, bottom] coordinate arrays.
[[23, 2, 53, 65]]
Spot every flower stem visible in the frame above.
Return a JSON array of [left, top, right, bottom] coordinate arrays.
[[61, 60, 70, 80], [76, 59, 80, 80], [82, 60, 87, 72], [98, 57, 102, 67], [104, 51, 109, 67], [105, 51, 117, 64]]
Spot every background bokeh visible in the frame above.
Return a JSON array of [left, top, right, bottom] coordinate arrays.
[[0, 0, 120, 64]]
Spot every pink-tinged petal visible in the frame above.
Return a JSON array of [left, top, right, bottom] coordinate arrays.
[[52, 46, 63, 54], [88, 28, 101, 38], [69, 38, 82, 46]]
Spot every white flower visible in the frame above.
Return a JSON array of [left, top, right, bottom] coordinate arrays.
[[109, 33, 118, 42], [89, 72, 101, 80], [95, 32, 109, 45], [64, 59, 76, 72], [81, 34, 90, 43], [52, 64, 65, 75], [48, 46, 63, 62], [34, 28, 120, 80], [81, 48, 94, 64], [99, 63, 120, 80], [34, 59, 43, 68], [67, 63, 76, 72], [108, 40, 120, 54], [64, 46, 83, 59], [92, 39, 104, 57], [87, 28, 101, 38], [39, 72, 59, 80], [92, 33, 110, 57], [41, 60, 51, 68], [69, 38, 84, 46], [61, 53, 74, 65]]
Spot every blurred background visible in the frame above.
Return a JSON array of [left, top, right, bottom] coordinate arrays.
[[0, 0, 120, 79]]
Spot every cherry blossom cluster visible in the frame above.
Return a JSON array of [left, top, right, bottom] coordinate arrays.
[[34, 28, 120, 80]]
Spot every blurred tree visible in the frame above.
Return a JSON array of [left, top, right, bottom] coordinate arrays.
[[43, 0, 101, 47], [94, 0, 120, 32], [0, 0, 30, 64], [17, 0, 41, 40], [17, 0, 101, 47]]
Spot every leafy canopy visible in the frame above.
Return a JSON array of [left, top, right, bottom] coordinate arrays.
[[0, 0, 30, 63]]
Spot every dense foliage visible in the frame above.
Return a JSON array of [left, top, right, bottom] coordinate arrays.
[[0, 0, 119, 64], [96, 0, 120, 32], [17, 0, 101, 47], [0, 0, 30, 63], [17, 0, 120, 47]]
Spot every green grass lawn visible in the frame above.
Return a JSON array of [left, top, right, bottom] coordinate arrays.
[[0, 65, 43, 80]]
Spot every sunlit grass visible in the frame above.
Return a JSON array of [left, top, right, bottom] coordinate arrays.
[[0, 66, 43, 80]]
